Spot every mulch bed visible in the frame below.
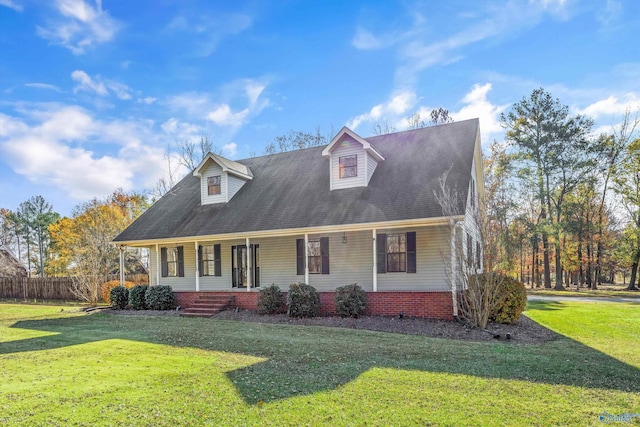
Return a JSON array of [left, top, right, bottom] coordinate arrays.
[[108, 308, 558, 345]]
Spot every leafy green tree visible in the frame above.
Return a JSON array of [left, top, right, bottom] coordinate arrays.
[[613, 137, 640, 290], [501, 88, 594, 290]]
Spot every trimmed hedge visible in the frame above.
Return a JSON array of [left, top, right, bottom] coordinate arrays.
[[109, 286, 129, 310], [129, 284, 149, 310], [334, 283, 367, 318], [490, 275, 527, 324], [145, 285, 176, 310], [287, 283, 320, 318], [257, 284, 283, 315]]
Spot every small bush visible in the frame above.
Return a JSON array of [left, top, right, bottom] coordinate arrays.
[[287, 283, 320, 318], [145, 285, 176, 310], [129, 284, 149, 310], [334, 283, 367, 318], [100, 280, 135, 304], [490, 275, 527, 324], [257, 284, 284, 314], [109, 286, 129, 310]]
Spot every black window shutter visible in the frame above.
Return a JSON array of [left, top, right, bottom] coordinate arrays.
[[320, 237, 330, 275], [407, 232, 417, 273], [197, 245, 203, 277], [376, 234, 387, 274], [160, 247, 168, 277], [231, 246, 237, 287], [214, 244, 221, 277], [177, 246, 184, 277], [296, 239, 305, 275]]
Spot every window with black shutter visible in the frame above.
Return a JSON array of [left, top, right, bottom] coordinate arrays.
[[296, 237, 329, 275], [199, 244, 221, 277], [161, 246, 184, 277], [376, 232, 416, 274]]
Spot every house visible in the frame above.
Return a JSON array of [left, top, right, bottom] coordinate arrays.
[[0, 246, 28, 278], [114, 119, 484, 319]]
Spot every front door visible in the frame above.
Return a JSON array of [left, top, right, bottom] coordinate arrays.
[[232, 245, 260, 288]]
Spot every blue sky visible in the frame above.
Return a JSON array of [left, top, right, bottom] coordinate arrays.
[[1, 0, 639, 216]]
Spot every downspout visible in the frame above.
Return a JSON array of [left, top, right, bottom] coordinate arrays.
[[119, 245, 125, 286]]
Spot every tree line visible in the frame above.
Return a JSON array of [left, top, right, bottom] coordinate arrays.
[[486, 88, 639, 290]]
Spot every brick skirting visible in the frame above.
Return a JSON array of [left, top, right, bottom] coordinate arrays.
[[175, 290, 454, 320]]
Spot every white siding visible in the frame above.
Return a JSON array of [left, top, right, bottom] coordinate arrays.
[[377, 226, 451, 292], [200, 162, 227, 205], [227, 174, 247, 201], [330, 137, 367, 190], [366, 152, 378, 184], [305, 230, 373, 291], [147, 226, 450, 293]]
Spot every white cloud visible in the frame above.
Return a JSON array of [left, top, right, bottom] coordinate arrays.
[[353, 1, 578, 90], [166, 12, 253, 57], [71, 70, 108, 96], [347, 91, 418, 130], [36, 0, 120, 54], [576, 93, 640, 119], [25, 83, 62, 92], [160, 117, 202, 141], [452, 83, 508, 143], [222, 142, 237, 157], [0, 0, 23, 12], [207, 104, 250, 127], [346, 83, 506, 144], [137, 96, 157, 105], [352, 27, 384, 50], [0, 104, 167, 200], [71, 70, 133, 100]]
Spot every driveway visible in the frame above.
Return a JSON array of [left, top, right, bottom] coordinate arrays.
[[528, 295, 640, 304]]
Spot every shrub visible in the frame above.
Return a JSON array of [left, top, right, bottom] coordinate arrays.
[[287, 283, 320, 318], [257, 284, 284, 314], [145, 285, 176, 310], [129, 284, 149, 310], [100, 280, 135, 304], [334, 283, 367, 318], [109, 286, 129, 310], [490, 275, 527, 324]]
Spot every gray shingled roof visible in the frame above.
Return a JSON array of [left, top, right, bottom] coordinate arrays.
[[114, 119, 478, 242]]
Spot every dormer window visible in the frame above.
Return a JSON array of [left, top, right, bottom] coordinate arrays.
[[208, 175, 221, 195], [339, 155, 358, 178]]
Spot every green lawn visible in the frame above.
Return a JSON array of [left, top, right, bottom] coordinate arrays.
[[1, 301, 639, 426]]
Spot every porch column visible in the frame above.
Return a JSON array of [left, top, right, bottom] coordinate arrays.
[[155, 243, 160, 286], [194, 241, 200, 292], [304, 233, 309, 285], [246, 237, 252, 291], [450, 222, 459, 317], [119, 245, 125, 286], [372, 229, 377, 292]]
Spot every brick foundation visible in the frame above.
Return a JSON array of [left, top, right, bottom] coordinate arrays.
[[175, 290, 454, 320]]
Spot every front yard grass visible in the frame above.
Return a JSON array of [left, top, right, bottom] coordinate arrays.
[[1, 301, 639, 426]]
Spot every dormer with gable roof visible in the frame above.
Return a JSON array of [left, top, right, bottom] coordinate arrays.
[[193, 153, 253, 205], [322, 127, 385, 191]]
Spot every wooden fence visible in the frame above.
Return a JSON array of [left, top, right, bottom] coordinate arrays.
[[0, 274, 149, 301]]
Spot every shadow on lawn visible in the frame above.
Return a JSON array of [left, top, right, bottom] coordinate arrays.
[[3, 312, 640, 404]]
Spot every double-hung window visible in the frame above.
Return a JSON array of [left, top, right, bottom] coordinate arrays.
[[376, 232, 416, 274], [296, 237, 329, 275], [207, 175, 221, 195], [161, 246, 184, 277], [339, 155, 357, 178], [198, 244, 221, 277]]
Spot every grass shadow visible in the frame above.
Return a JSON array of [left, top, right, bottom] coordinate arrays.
[[3, 312, 640, 404], [525, 300, 565, 311]]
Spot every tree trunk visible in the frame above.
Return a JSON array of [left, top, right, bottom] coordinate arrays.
[[628, 247, 640, 291], [554, 242, 564, 290], [542, 232, 552, 288]]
